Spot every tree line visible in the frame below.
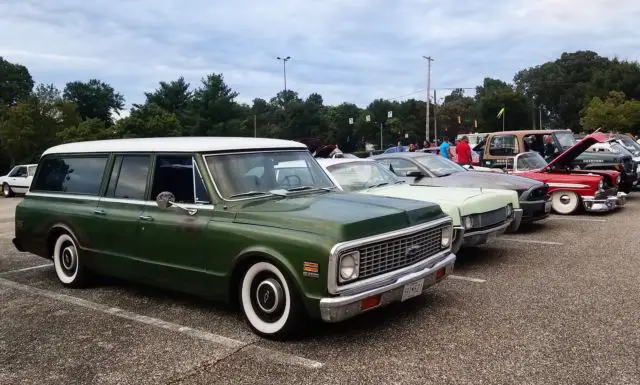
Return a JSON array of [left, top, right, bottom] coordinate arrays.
[[1, 50, 640, 172]]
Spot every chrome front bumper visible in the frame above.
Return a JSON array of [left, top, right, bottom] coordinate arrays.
[[461, 209, 522, 247], [319, 252, 456, 323], [583, 192, 627, 212]]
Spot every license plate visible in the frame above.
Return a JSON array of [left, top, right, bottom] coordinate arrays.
[[544, 200, 552, 212], [401, 279, 424, 302]]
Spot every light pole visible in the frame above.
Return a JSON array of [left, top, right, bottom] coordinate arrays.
[[276, 56, 291, 92], [423, 56, 434, 142]]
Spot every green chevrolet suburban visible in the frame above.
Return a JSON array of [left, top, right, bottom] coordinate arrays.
[[13, 137, 456, 339]]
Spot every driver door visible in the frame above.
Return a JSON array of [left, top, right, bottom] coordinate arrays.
[[8, 166, 29, 194], [378, 158, 423, 183]]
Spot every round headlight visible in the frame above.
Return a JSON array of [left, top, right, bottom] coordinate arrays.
[[616, 175, 621, 184], [441, 225, 453, 248], [339, 251, 360, 282], [463, 216, 473, 230]]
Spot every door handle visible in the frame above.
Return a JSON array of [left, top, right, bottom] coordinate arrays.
[[139, 215, 154, 221], [93, 209, 106, 216]]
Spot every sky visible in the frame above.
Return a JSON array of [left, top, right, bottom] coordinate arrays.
[[1, 0, 639, 113]]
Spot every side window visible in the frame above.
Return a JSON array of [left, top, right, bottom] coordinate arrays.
[[489, 135, 519, 156], [150, 155, 210, 204], [386, 159, 420, 177], [31, 156, 108, 195], [12, 167, 28, 178], [106, 155, 150, 200], [27, 166, 36, 177]]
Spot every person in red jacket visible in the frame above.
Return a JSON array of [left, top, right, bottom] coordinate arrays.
[[456, 135, 472, 165]]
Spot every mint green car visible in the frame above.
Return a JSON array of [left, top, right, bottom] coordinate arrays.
[[315, 158, 523, 252]]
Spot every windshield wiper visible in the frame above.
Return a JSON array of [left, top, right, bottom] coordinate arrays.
[[368, 182, 390, 189], [229, 190, 288, 199], [394, 180, 406, 184], [285, 185, 334, 193]]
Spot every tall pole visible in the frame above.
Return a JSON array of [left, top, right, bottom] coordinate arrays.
[[276, 56, 291, 92], [502, 112, 505, 132], [380, 122, 383, 150], [433, 89, 438, 143], [423, 56, 434, 142], [539, 106, 543, 129], [253, 114, 257, 137]]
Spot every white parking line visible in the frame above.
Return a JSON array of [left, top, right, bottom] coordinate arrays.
[[449, 275, 486, 283], [0, 277, 324, 369], [496, 237, 564, 246], [548, 216, 607, 222], [0, 263, 53, 275]]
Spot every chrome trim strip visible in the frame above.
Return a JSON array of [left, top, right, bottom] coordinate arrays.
[[547, 182, 590, 189], [463, 216, 513, 236], [25, 192, 214, 210], [327, 216, 453, 295]]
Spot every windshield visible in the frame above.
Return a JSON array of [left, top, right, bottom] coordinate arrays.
[[516, 152, 548, 171], [610, 142, 633, 156], [413, 155, 467, 177], [326, 161, 401, 192], [554, 131, 577, 149], [615, 136, 640, 155], [205, 150, 334, 199]]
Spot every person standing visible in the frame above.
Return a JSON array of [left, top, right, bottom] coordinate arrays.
[[455, 135, 472, 165], [439, 137, 453, 159]]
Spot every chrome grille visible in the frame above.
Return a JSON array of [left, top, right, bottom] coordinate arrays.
[[471, 206, 508, 229], [353, 225, 445, 281]]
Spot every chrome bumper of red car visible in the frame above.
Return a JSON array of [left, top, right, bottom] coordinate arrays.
[[582, 192, 627, 212]]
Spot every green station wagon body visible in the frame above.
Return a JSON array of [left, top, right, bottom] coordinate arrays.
[[13, 137, 456, 338]]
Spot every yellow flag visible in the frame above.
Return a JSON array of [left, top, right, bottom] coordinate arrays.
[[497, 107, 505, 118]]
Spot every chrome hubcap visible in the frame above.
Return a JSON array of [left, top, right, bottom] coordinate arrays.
[[61, 246, 76, 271], [255, 278, 283, 314], [560, 195, 571, 204]]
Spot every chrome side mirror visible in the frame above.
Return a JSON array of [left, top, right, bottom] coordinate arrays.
[[156, 191, 175, 209], [155, 191, 198, 216]]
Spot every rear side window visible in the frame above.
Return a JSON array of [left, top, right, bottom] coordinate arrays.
[[32, 156, 108, 195], [489, 135, 519, 156], [106, 155, 150, 200]]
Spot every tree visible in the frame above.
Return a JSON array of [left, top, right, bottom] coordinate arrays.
[[116, 103, 184, 138], [190, 74, 246, 136], [475, 78, 530, 132], [580, 91, 640, 132], [63, 79, 125, 125], [0, 57, 34, 106], [57, 118, 116, 143], [143, 77, 192, 114]]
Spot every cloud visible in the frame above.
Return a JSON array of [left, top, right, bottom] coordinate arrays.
[[1, 0, 639, 109]]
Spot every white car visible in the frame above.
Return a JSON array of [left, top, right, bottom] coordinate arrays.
[[307, 158, 522, 253], [0, 164, 37, 197]]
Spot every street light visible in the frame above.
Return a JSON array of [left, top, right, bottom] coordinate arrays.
[[422, 56, 434, 142], [276, 56, 291, 92]]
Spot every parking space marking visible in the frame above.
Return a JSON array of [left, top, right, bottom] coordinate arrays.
[[547, 216, 607, 222], [449, 275, 486, 283], [496, 237, 564, 246], [0, 263, 53, 275], [0, 277, 324, 369]]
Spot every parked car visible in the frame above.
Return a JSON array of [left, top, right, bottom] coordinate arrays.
[[588, 140, 640, 185], [311, 158, 521, 252], [508, 134, 627, 214], [371, 152, 551, 227], [13, 137, 457, 339], [474, 129, 638, 193], [0, 164, 37, 197]]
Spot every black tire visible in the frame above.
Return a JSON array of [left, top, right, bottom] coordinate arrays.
[[52, 232, 90, 288], [2, 183, 14, 198], [239, 261, 306, 340]]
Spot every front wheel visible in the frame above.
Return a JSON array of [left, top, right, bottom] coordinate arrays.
[[2, 183, 13, 198], [240, 261, 305, 339], [551, 191, 580, 215]]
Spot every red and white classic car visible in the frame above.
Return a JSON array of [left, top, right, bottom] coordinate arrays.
[[509, 133, 627, 214]]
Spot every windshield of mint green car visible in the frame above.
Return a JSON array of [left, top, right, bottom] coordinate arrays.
[[516, 152, 548, 171], [413, 155, 467, 177], [205, 150, 334, 199], [326, 161, 400, 192]]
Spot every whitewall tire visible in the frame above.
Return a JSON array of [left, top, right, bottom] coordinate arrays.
[[53, 233, 89, 287], [240, 261, 304, 339], [551, 191, 580, 215]]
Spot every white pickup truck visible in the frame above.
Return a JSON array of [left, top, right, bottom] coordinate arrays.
[[1, 164, 37, 197]]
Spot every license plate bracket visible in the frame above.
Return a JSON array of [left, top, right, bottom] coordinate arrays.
[[401, 279, 425, 302]]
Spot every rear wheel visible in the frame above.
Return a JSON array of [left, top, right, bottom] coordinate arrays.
[[239, 261, 305, 339], [52, 233, 90, 287], [2, 183, 13, 198], [551, 191, 580, 215]]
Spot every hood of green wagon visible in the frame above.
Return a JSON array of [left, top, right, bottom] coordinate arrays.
[[232, 192, 446, 242]]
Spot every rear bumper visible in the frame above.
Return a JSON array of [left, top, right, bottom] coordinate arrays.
[[583, 192, 627, 212], [319, 252, 456, 323]]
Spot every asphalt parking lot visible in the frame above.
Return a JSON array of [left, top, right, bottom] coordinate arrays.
[[1, 196, 639, 385]]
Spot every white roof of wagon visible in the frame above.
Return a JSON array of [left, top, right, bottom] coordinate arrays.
[[41, 137, 307, 156]]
